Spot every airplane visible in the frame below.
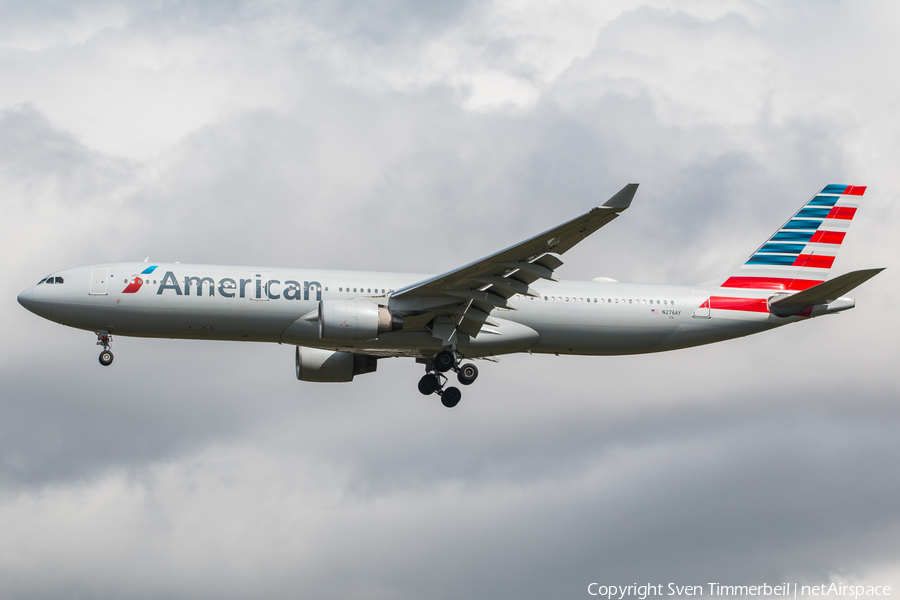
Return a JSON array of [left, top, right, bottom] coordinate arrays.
[[17, 184, 883, 408]]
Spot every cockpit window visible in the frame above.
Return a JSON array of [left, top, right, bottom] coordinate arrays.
[[37, 278, 47, 285], [54, 276, 64, 284], [45, 277, 55, 285]]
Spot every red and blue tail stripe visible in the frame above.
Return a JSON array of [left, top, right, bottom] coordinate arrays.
[[720, 184, 864, 292]]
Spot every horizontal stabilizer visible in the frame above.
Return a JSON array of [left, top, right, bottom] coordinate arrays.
[[769, 268, 885, 311]]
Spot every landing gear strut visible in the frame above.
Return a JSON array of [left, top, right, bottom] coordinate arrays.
[[97, 330, 114, 366], [417, 347, 480, 408]]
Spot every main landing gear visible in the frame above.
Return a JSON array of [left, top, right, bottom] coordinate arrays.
[[417, 347, 479, 408], [97, 330, 114, 366]]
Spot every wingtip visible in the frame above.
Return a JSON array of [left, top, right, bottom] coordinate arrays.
[[602, 183, 639, 210]]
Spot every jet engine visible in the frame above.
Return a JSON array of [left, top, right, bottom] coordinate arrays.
[[295, 346, 377, 382], [317, 299, 402, 342]]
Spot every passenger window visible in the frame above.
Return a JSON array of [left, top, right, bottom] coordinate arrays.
[[353, 288, 357, 292], [544, 296, 548, 301], [664, 300, 667, 305], [629, 299, 632, 304]]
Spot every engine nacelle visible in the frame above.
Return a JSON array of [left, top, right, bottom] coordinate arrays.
[[317, 299, 402, 342], [295, 346, 377, 383]]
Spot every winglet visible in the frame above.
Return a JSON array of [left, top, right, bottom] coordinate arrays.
[[602, 183, 639, 210]]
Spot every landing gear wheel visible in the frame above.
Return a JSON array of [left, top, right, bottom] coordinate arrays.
[[457, 363, 478, 386], [418, 373, 440, 395], [99, 350, 114, 366], [433, 349, 456, 373], [441, 386, 462, 408]]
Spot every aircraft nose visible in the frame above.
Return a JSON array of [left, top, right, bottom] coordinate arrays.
[[17, 287, 36, 311]]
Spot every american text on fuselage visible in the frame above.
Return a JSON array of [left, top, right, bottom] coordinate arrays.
[[155, 271, 323, 301]]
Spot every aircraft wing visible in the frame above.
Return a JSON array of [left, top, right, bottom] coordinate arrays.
[[389, 184, 638, 342]]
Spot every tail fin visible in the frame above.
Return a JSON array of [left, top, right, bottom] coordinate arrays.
[[719, 184, 866, 291]]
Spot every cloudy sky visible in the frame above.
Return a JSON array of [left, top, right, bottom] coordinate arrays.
[[2, 1, 899, 598]]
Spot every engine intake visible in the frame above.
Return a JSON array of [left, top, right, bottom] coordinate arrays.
[[295, 346, 377, 382], [317, 299, 402, 342]]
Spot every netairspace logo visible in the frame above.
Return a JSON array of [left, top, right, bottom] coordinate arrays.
[[586, 583, 893, 599]]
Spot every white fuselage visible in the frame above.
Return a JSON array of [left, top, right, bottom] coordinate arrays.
[[17, 262, 801, 359]]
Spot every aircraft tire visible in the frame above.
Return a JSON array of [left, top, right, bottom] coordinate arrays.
[[418, 373, 439, 395], [457, 363, 478, 385], [441, 386, 461, 408], [433, 349, 456, 373], [99, 350, 114, 366]]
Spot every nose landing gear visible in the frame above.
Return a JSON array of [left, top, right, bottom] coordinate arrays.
[[96, 330, 114, 366], [417, 347, 480, 408]]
